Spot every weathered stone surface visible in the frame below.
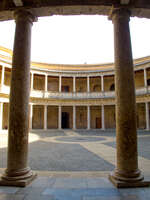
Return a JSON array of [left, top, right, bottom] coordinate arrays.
[[0, 9, 37, 187], [109, 7, 150, 187]]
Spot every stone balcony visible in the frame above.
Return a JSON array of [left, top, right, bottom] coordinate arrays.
[[1, 85, 150, 99]]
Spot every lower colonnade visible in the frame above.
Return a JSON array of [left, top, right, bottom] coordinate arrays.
[[0, 6, 150, 188], [0, 103, 150, 130]]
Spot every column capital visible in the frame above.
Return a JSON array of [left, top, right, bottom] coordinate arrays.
[[109, 6, 131, 22], [14, 9, 37, 24]]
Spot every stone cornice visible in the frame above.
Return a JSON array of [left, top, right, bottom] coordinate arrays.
[[0, 46, 150, 76], [0, 1, 150, 21]]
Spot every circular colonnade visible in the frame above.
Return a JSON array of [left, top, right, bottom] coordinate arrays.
[[0, 3, 150, 188]]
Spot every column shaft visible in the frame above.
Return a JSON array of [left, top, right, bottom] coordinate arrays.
[[0, 9, 37, 187], [45, 75, 48, 92], [73, 106, 76, 129], [108, 7, 149, 187], [101, 105, 105, 130], [87, 106, 90, 129], [87, 76, 90, 92], [101, 75, 104, 92], [144, 69, 147, 87], [59, 76, 62, 92], [58, 106, 62, 129], [145, 102, 149, 130], [44, 105, 47, 130], [73, 77, 76, 92]]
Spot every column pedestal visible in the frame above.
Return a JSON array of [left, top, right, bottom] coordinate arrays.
[[0, 9, 37, 187], [109, 7, 150, 188]]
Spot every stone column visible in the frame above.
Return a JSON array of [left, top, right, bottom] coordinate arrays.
[[0, 9, 37, 187], [59, 75, 62, 92], [73, 76, 76, 93], [101, 75, 104, 92], [73, 106, 76, 129], [145, 102, 150, 130], [29, 103, 33, 130], [87, 76, 90, 92], [58, 105, 62, 129], [44, 105, 47, 130], [144, 69, 147, 87], [0, 102, 3, 130], [101, 105, 105, 130], [45, 74, 48, 92], [30, 72, 34, 91], [87, 106, 90, 130], [109, 7, 149, 188]]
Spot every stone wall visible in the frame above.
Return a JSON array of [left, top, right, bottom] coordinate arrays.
[[76, 78, 87, 92], [135, 70, 144, 89], [90, 106, 101, 128], [105, 105, 116, 128], [90, 77, 101, 92], [76, 106, 87, 129], [33, 74, 45, 90], [32, 105, 44, 129], [48, 76, 59, 92], [47, 106, 58, 129], [137, 103, 146, 129]]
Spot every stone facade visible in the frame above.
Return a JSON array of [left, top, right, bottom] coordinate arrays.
[[0, 46, 150, 130]]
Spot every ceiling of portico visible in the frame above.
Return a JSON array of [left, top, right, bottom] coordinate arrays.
[[0, 0, 150, 21]]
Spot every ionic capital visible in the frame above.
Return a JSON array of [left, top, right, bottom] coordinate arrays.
[[109, 6, 131, 23], [14, 9, 37, 25]]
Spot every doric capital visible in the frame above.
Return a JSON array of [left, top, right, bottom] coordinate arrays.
[[109, 6, 131, 23], [14, 9, 37, 25]]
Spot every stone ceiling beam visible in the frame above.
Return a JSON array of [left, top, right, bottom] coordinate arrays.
[[13, 0, 23, 7], [120, 0, 130, 5]]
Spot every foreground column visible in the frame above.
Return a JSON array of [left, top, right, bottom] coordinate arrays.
[[0, 9, 37, 187], [109, 7, 150, 188]]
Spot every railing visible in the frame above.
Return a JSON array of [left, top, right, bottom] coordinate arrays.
[[1, 85, 150, 99]]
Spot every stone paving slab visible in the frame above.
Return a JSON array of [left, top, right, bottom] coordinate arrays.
[[0, 130, 150, 199], [0, 176, 149, 200]]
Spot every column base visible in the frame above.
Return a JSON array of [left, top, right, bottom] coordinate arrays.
[[109, 172, 150, 188], [0, 171, 37, 187]]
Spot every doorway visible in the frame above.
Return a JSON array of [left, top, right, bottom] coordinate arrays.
[[96, 117, 101, 129], [62, 112, 70, 128]]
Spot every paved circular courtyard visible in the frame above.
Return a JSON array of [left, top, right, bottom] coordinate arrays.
[[0, 129, 150, 173]]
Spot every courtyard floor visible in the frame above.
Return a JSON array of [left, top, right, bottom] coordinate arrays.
[[0, 129, 150, 199]]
